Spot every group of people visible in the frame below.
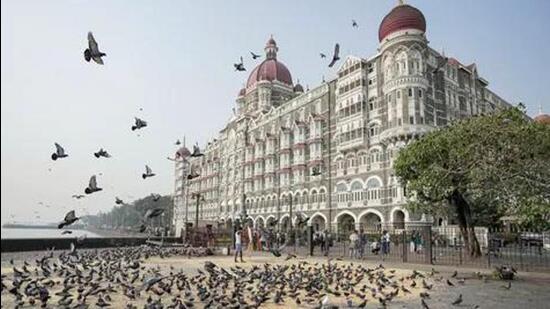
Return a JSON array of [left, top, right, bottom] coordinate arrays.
[[347, 229, 392, 259]]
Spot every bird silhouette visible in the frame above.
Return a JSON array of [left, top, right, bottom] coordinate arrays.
[[432, 55, 449, 74], [115, 197, 124, 205], [234, 57, 246, 71], [144, 208, 165, 220], [72, 194, 85, 199], [175, 139, 181, 145], [58, 210, 79, 229], [84, 32, 106, 65], [190, 143, 204, 157], [51, 143, 68, 160], [320, 53, 326, 58], [132, 117, 147, 131], [142, 165, 156, 179], [84, 175, 102, 194], [352, 19, 358, 28], [250, 51, 261, 59], [94, 148, 111, 158], [328, 43, 340, 67]]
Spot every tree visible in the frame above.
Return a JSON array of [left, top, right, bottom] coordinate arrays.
[[394, 106, 550, 257]]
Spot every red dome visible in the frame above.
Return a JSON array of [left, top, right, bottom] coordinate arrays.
[[238, 88, 246, 97], [175, 146, 191, 158], [534, 114, 550, 125], [246, 59, 293, 89], [378, 4, 426, 42]]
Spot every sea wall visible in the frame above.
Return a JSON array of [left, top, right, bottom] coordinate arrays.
[[0, 237, 181, 252]]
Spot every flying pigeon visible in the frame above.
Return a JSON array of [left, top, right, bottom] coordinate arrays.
[[142, 165, 155, 179], [234, 57, 246, 71], [311, 165, 322, 176], [352, 19, 358, 28], [51, 143, 68, 160], [250, 51, 261, 59], [72, 194, 85, 199], [61, 230, 72, 235], [138, 224, 147, 233], [320, 53, 326, 58], [190, 143, 204, 157], [94, 148, 111, 158], [144, 208, 164, 220], [58, 210, 79, 229], [432, 55, 449, 74], [84, 175, 102, 194], [175, 139, 181, 145], [187, 171, 200, 180], [115, 197, 124, 205], [84, 32, 106, 65], [151, 193, 161, 202], [328, 43, 340, 68], [132, 117, 147, 131]]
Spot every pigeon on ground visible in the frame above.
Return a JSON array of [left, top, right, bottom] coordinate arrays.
[[142, 165, 155, 179], [131, 117, 147, 131], [250, 51, 260, 59], [234, 57, 246, 71], [58, 210, 79, 229], [51, 143, 68, 160], [451, 294, 462, 306], [84, 175, 102, 194], [94, 148, 111, 158], [328, 43, 340, 68], [84, 32, 106, 65]]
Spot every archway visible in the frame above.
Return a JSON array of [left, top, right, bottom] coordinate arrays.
[[392, 210, 405, 229], [337, 213, 356, 234], [266, 216, 276, 229], [359, 211, 382, 231], [310, 213, 327, 232], [256, 217, 265, 228], [280, 216, 290, 231]]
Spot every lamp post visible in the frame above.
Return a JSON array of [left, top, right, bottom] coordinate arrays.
[[192, 192, 205, 228]]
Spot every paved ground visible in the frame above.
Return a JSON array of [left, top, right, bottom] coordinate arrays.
[[2, 249, 550, 308]]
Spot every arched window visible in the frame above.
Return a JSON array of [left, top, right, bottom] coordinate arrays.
[[311, 190, 318, 203], [319, 189, 326, 203], [336, 183, 347, 203], [351, 181, 363, 202]]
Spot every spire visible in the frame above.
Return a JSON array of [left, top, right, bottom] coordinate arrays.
[[398, 0, 405, 5], [265, 35, 278, 60], [183, 135, 186, 148]]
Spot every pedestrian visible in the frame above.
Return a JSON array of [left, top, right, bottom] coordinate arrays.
[[359, 229, 368, 258], [410, 231, 417, 253], [381, 230, 391, 258], [349, 230, 359, 258], [415, 231, 423, 253], [234, 228, 245, 263]]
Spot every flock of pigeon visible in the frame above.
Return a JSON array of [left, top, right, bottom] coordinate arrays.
[[51, 32, 167, 236], [1, 243, 497, 309], [232, 19, 363, 73]]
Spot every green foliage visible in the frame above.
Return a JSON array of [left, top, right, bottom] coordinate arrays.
[[394, 106, 550, 230], [82, 195, 174, 230]]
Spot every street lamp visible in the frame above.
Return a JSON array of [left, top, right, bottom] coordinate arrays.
[[192, 192, 205, 228]]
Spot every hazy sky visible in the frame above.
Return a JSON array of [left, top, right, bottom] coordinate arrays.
[[2, 0, 550, 224]]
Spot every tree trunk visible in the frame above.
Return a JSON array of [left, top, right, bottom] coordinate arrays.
[[450, 190, 482, 258]]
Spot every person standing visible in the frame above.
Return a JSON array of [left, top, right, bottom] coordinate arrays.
[[234, 228, 245, 263], [349, 230, 359, 259], [359, 229, 368, 259], [381, 230, 391, 258]]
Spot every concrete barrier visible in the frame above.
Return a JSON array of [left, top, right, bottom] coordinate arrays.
[[1, 237, 181, 252]]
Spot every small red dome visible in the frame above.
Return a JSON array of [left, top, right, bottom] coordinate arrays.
[[246, 59, 293, 89], [175, 147, 191, 158], [534, 114, 550, 125], [378, 4, 426, 42], [294, 83, 304, 93]]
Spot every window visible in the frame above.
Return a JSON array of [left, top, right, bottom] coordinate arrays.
[[418, 89, 422, 97], [408, 88, 413, 97], [398, 118, 402, 126], [410, 116, 414, 124], [397, 91, 401, 99]]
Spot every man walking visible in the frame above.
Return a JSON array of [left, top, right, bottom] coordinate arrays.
[[234, 228, 245, 263]]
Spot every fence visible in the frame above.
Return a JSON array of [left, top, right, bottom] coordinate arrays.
[[192, 224, 549, 272]]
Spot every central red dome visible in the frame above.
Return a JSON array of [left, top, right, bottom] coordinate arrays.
[[246, 60, 293, 89], [378, 4, 426, 42], [246, 37, 293, 90]]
